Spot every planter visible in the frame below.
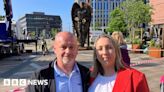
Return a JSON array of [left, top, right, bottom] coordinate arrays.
[[132, 44, 140, 53], [148, 47, 161, 58]]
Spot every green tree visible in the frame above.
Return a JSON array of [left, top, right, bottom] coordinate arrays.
[[0, 15, 5, 21], [121, 0, 152, 39], [122, 0, 151, 27], [30, 31, 36, 39], [106, 8, 127, 33], [93, 22, 101, 30], [50, 28, 58, 38]]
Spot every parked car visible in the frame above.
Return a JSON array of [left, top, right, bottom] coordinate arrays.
[[89, 30, 104, 44]]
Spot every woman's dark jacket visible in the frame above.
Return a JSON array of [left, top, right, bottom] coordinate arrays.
[[120, 48, 130, 66]]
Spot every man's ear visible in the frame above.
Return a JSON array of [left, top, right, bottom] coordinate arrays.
[[53, 46, 56, 54]]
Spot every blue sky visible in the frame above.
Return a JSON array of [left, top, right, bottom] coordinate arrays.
[[0, 0, 74, 32]]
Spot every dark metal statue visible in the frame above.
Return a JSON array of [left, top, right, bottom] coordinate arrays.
[[71, 2, 92, 47]]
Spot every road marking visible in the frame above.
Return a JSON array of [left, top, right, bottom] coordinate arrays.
[[13, 71, 33, 76], [30, 63, 42, 69], [22, 59, 31, 63], [29, 55, 37, 58]]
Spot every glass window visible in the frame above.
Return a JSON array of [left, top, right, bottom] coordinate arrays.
[[98, 1, 101, 9], [104, 2, 106, 10], [113, 2, 114, 10]]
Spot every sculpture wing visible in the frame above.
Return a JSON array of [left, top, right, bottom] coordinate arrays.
[[71, 3, 81, 25]]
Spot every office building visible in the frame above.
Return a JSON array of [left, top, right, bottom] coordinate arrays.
[[18, 12, 62, 39]]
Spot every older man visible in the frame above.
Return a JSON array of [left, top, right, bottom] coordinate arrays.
[[26, 32, 90, 92]]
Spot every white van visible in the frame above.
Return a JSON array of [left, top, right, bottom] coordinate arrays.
[[89, 30, 104, 44]]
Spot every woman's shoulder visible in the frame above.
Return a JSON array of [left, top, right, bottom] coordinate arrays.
[[119, 68, 145, 77], [130, 68, 144, 75]]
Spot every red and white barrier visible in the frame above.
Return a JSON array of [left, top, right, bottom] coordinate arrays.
[[130, 57, 164, 67]]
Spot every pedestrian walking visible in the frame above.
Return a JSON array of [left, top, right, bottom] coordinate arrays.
[[41, 39, 48, 55], [111, 31, 130, 66]]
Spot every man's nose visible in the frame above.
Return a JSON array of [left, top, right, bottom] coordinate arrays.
[[65, 48, 71, 53]]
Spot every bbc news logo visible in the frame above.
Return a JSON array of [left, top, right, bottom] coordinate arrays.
[[3, 79, 48, 86]]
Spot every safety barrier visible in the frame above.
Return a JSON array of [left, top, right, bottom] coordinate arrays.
[[128, 48, 164, 52]]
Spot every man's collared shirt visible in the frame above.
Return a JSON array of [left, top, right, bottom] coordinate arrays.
[[54, 62, 82, 92]]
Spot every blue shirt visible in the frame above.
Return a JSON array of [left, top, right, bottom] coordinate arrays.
[[54, 62, 82, 92]]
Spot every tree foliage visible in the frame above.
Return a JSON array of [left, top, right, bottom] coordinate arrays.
[[121, 0, 152, 30], [0, 16, 5, 21], [30, 31, 36, 38], [106, 8, 127, 33], [93, 22, 101, 30], [121, 0, 152, 39], [107, 0, 152, 36], [50, 28, 58, 38]]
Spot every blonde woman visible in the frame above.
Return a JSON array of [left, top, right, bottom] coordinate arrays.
[[111, 31, 130, 66], [89, 34, 149, 92]]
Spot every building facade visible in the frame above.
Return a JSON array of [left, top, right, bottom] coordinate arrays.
[[149, 0, 164, 48], [150, 0, 164, 25], [75, 0, 124, 31], [18, 12, 62, 39]]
